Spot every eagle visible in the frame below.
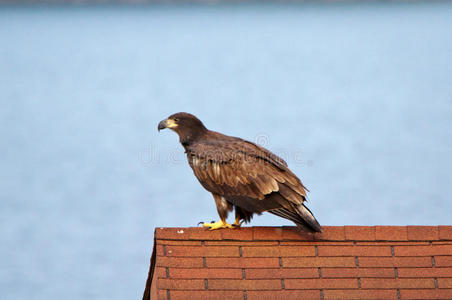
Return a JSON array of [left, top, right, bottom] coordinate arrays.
[[158, 112, 321, 232]]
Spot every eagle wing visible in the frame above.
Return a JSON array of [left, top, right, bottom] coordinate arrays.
[[187, 137, 304, 198], [185, 135, 320, 231]]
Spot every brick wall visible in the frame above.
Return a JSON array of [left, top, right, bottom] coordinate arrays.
[[144, 226, 452, 300]]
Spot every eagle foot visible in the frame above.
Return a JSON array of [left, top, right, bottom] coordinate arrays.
[[232, 218, 244, 228], [202, 220, 234, 230]]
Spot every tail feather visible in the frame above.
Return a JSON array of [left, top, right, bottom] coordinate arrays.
[[269, 203, 321, 233], [294, 203, 322, 232], [270, 208, 301, 223]]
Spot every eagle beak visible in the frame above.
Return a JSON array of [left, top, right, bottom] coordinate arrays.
[[158, 119, 167, 132], [158, 118, 177, 132]]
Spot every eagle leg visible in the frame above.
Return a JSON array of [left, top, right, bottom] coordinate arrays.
[[202, 193, 234, 230], [233, 206, 252, 227], [232, 216, 244, 228], [202, 219, 233, 230]]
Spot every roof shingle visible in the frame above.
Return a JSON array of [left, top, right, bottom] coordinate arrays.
[[143, 226, 452, 300]]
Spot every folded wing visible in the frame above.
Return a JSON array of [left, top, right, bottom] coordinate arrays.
[[186, 135, 321, 232]]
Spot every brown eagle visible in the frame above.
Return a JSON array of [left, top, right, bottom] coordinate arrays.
[[158, 112, 321, 232]]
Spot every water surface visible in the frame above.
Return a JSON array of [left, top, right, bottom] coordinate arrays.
[[1, 3, 452, 299]]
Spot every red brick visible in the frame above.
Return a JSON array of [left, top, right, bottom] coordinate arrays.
[[157, 289, 167, 300], [158, 279, 204, 290], [436, 256, 452, 267], [165, 246, 239, 257], [376, 226, 408, 241], [155, 228, 190, 240], [204, 240, 278, 246], [439, 226, 452, 240], [433, 241, 452, 245], [156, 257, 204, 268], [324, 289, 398, 299], [156, 244, 165, 256], [221, 227, 253, 240], [281, 241, 354, 246], [361, 278, 434, 289], [345, 226, 375, 240], [285, 278, 358, 289], [208, 279, 281, 290], [157, 240, 202, 246], [247, 290, 320, 300], [282, 226, 318, 240], [241, 246, 279, 257], [246, 268, 318, 279], [283, 257, 356, 268], [407, 226, 439, 241], [253, 227, 283, 240], [186, 228, 222, 240], [170, 291, 243, 300], [241, 246, 315, 257], [358, 256, 432, 267], [206, 257, 279, 268], [394, 245, 452, 256], [438, 278, 452, 288], [169, 268, 242, 279], [316, 226, 346, 241], [356, 241, 430, 246], [400, 289, 452, 299], [318, 245, 392, 257], [398, 267, 452, 278], [321, 267, 395, 278], [155, 267, 167, 278]]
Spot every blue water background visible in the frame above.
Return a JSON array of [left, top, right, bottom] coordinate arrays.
[[1, 3, 452, 299]]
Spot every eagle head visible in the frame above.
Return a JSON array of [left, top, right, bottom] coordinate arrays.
[[158, 112, 207, 145]]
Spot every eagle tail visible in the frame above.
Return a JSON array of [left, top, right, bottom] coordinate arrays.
[[294, 203, 322, 232], [269, 203, 321, 233]]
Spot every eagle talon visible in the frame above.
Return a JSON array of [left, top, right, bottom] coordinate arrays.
[[232, 221, 244, 228], [202, 220, 233, 230], [232, 217, 244, 228]]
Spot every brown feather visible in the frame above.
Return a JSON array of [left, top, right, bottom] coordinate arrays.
[[278, 182, 304, 205]]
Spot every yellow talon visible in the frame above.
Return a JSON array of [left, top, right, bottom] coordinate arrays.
[[202, 219, 233, 230]]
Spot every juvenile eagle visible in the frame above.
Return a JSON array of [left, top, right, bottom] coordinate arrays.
[[158, 112, 321, 232]]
